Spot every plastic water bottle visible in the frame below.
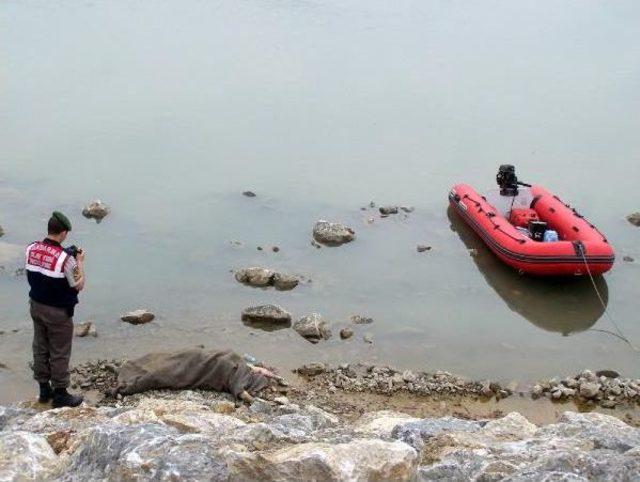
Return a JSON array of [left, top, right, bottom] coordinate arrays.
[[543, 230, 559, 242]]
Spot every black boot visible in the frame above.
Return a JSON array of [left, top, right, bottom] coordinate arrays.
[[38, 382, 52, 403], [52, 388, 83, 408]]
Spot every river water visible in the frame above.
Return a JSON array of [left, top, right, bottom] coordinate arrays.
[[1, 0, 639, 404]]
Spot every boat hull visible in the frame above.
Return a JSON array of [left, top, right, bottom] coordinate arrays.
[[449, 184, 614, 276]]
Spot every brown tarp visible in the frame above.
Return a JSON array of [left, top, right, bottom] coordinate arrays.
[[115, 348, 268, 398]]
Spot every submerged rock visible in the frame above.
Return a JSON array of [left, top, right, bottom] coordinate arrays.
[[82, 200, 110, 221], [121, 309, 155, 325], [627, 212, 640, 226], [272, 273, 299, 291], [293, 313, 332, 343], [350, 314, 373, 325], [623, 255, 635, 262], [235, 267, 274, 287], [417, 245, 432, 253], [0, 225, 3, 237], [235, 268, 299, 291], [312, 220, 355, 246], [339, 327, 354, 340], [242, 191, 257, 197], [379, 206, 399, 215], [241, 305, 292, 325]]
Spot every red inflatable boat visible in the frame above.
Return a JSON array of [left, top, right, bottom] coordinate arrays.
[[449, 172, 614, 276]]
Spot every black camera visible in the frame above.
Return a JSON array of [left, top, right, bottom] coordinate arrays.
[[64, 245, 83, 258], [496, 164, 519, 196]]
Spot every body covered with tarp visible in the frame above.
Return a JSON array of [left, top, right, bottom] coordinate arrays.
[[115, 348, 268, 398]]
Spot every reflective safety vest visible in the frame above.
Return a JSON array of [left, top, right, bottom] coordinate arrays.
[[25, 239, 79, 309]]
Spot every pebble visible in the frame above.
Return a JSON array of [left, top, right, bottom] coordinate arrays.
[[623, 256, 635, 262], [339, 328, 354, 340], [296, 363, 326, 377], [363, 334, 373, 344], [242, 191, 257, 197], [417, 245, 432, 253]]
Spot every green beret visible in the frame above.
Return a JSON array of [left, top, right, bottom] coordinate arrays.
[[52, 211, 72, 231]]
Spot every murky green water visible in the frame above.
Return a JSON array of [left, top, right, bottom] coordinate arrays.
[[1, 0, 639, 403]]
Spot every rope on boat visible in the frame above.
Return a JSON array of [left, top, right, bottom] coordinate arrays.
[[578, 248, 638, 353]]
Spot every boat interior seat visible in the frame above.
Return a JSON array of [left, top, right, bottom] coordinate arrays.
[[485, 188, 534, 218]]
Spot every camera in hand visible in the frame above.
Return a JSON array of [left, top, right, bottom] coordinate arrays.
[[64, 245, 83, 258]]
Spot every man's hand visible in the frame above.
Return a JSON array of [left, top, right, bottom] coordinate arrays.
[[76, 250, 86, 263]]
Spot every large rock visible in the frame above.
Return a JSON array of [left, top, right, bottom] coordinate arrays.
[[82, 199, 110, 221], [480, 412, 537, 440], [537, 411, 640, 451], [121, 309, 155, 325], [55, 423, 230, 481], [627, 212, 640, 226], [0, 406, 36, 431], [418, 411, 640, 480], [20, 406, 112, 436], [293, 313, 332, 343], [312, 220, 355, 246], [162, 412, 245, 435], [227, 439, 418, 481], [0, 431, 58, 480], [235, 267, 274, 287], [355, 410, 420, 438], [241, 304, 292, 325], [111, 399, 244, 437], [392, 416, 484, 452]]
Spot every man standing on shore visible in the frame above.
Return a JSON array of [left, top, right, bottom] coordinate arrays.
[[25, 212, 85, 407]]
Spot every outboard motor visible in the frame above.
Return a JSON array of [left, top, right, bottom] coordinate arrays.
[[496, 164, 519, 196]]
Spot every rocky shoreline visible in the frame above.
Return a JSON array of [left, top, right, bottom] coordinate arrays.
[[2, 358, 640, 479], [65, 358, 640, 412], [3, 384, 640, 480]]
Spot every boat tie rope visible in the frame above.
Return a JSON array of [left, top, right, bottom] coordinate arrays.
[[577, 246, 637, 353]]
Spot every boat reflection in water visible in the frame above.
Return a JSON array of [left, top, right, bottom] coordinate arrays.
[[447, 206, 608, 336]]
